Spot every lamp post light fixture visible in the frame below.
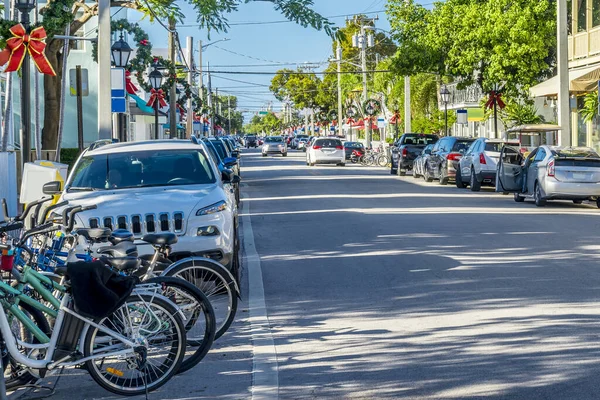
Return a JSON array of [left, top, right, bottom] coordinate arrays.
[[149, 65, 163, 140], [15, 0, 36, 165], [111, 34, 132, 68], [440, 85, 451, 136]]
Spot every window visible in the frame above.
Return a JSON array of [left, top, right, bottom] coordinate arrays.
[[534, 149, 546, 162], [484, 142, 504, 152], [568, 0, 573, 34], [451, 140, 473, 153], [315, 139, 342, 148], [265, 137, 283, 143], [465, 141, 478, 155], [577, 0, 587, 32]]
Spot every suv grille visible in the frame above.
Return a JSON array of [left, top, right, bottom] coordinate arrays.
[[88, 212, 185, 236]]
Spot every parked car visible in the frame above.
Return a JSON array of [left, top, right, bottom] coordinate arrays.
[[60, 140, 239, 272], [306, 137, 345, 166], [297, 138, 309, 150], [390, 133, 439, 176], [304, 136, 315, 152], [292, 134, 309, 149], [497, 145, 600, 207], [424, 136, 475, 185], [245, 135, 257, 148], [412, 144, 435, 179], [343, 141, 365, 160], [456, 138, 520, 191], [262, 136, 287, 157]]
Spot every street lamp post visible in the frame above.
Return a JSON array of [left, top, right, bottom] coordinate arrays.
[[440, 85, 450, 136], [111, 34, 132, 142], [149, 65, 163, 140], [15, 0, 36, 164]]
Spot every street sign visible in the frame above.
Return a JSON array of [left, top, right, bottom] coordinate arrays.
[[259, 111, 268, 115], [111, 68, 126, 114], [377, 117, 386, 129], [69, 68, 89, 96], [457, 109, 468, 124]]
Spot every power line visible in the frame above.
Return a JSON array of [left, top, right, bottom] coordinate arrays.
[[210, 75, 272, 87], [209, 69, 393, 75]]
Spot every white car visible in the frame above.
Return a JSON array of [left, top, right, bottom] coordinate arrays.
[[297, 138, 309, 151], [456, 138, 519, 191], [306, 137, 345, 166], [59, 140, 238, 271], [262, 136, 287, 157]]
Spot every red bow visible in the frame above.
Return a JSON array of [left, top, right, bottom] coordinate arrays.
[[390, 112, 401, 124], [485, 91, 506, 110], [125, 70, 138, 95], [139, 39, 149, 46], [176, 103, 185, 119], [3, 24, 55, 76], [146, 88, 167, 108], [347, 118, 356, 124]]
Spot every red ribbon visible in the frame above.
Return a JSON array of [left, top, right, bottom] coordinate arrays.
[[485, 91, 506, 110], [125, 70, 138, 95], [346, 118, 356, 125], [146, 88, 167, 108], [390, 112, 401, 124], [139, 39, 149, 46], [176, 103, 185, 119], [4, 24, 55, 76]]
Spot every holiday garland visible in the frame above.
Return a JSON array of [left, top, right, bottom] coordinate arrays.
[[363, 98, 381, 116]]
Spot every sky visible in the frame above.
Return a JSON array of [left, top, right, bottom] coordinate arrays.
[[131, 0, 394, 121]]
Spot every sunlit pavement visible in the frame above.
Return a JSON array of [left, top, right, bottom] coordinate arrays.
[[20, 148, 600, 399], [243, 148, 600, 400]]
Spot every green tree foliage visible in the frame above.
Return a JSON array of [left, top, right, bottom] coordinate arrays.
[[244, 112, 282, 135], [270, 69, 321, 110], [386, 0, 556, 97], [498, 100, 544, 128], [580, 92, 599, 124]]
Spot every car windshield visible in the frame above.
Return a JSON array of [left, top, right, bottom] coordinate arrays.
[[68, 149, 216, 190], [452, 140, 474, 153], [315, 139, 342, 148], [266, 137, 283, 143], [552, 147, 600, 158], [403, 134, 438, 145], [344, 142, 364, 148]]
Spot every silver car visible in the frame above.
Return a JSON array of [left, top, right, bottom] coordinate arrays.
[[262, 136, 288, 157], [457, 138, 519, 191], [412, 144, 434, 179], [497, 145, 600, 207]]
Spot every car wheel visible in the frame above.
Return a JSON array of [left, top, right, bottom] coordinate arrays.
[[413, 168, 421, 179], [282, 153, 287, 157], [390, 166, 397, 175], [573, 200, 583, 204], [337, 163, 345, 167], [424, 164, 433, 182], [596, 199, 600, 209], [262, 153, 267, 157], [439, 168, 448, 185], [398, 169, 406, 176], [534, 183, 546, 207], [455, 167, 467, 188], [469, 169, 481, 192], [514, 193, 525, 202]]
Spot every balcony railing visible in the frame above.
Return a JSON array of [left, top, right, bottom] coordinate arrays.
[[569, 26, 600, 60], [446, 82, 484, 110]]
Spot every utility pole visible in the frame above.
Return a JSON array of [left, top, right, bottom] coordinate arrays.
[[404, 76, 411, 133], [186, 36, 193, 138], [336, 43, 343, 139], [97, 0, 112, 139], [228, 96, 231, 135], [557, 0, 570, 146], [198, 40, 203, 103], [168, 17, 177, 139], [207, 62, 213, 136], [352, 16, 376, 148]]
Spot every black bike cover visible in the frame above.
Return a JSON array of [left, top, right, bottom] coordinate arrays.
[[67, 261, 139, 319]]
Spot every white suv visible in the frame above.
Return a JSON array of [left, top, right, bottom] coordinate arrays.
[[59, 140, 238, 270], [456, 138, 519, 191], [306, 137, 345, 166]]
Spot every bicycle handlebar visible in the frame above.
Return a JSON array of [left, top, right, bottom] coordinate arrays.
[[67, 204, 97, 233], [39, 200, 68, 225], [15, 196, 54, 222], [1, 198, 8, 223], [61, 206, 78, 228]]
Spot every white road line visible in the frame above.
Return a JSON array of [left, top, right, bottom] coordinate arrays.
[[241, 188, 279, 400]]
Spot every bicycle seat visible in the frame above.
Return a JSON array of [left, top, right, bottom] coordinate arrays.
[[55, 267, 68, 277], [142, 233, 178, 246], [76, 228, 111, 242], [108, 229, 134, 245], [102, 257, 141, 272], [97, 241, 138, 258]]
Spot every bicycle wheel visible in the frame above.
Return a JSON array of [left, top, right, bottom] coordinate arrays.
[[83, 294, 186, 396], [163, 259, 238, 340], [5, 302, 51, 390], [377, 155, 389, 167], [144, 276, 216, 373]]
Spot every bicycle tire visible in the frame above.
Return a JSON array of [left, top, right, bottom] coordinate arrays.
[[163, 260, 238, 340], [4, 302, 51, 390], [144, 276, 216, 373], [377, 155, 389, 167], [84, 294, 186, 396]]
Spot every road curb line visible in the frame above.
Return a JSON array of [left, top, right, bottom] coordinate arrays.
[[241, 189, 279, 400]]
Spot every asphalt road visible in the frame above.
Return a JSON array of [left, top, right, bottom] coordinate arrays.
[[17, 148, 600, 400]]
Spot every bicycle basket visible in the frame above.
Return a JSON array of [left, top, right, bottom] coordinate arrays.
[[67, 261, 139, 319]]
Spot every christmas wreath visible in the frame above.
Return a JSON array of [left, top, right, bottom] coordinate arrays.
[[363, 98, 381, 116]]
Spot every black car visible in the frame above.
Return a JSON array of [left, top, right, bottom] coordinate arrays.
[[245, 135, 257, 148], [343, 142, 365, 160], [424, 136, 475, 185]]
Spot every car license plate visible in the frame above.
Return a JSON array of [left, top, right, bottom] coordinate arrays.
[[573, 172, 586, 180]]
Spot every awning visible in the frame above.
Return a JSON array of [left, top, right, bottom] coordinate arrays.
[[506, 124, 562, 134], [128, 94, 155, 115], [530, 64, 600, 97]]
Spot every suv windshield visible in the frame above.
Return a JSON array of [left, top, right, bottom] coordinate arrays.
[[68, 149, 216, 190], [402, 134, 438, 146], [315, 139, 342, 148], [344, 142, 364, 148], [266, 137, 283, 143], [452, 140, 474, 153]]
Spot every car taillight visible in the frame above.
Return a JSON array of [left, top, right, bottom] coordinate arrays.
[[313, 145, 322, 150], [479, 153, 486, 164], [548, 160, 555, 177], [402, 148, 408, 157], [335, 145, 343, 150], [447, 153, 461, 161]]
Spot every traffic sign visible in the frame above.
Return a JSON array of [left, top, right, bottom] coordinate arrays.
[[111, 68, 126, 114], [111, 98, 126, 113], [69, 68, 89, 96], [259, 111, 268, 115]]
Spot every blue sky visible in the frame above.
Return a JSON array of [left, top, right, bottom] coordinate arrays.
[[132, 0, 393, 120]]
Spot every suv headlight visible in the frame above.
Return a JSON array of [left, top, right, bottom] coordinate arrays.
[[196, 200, 227, 216]]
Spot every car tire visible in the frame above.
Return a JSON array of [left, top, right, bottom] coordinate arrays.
[[282, 153, 287, 157], [596, 199, 600, 209], [262, 153, 267, 157], [470, 169, 481, 192], [398, 169, 406, 176], [573, 200, 583, 204], [424, 164, 433, 182], [534, 183, 546, 207], [455, 168, 467, 188], [514, 193, 525, 202], [439, 168, 448, 185], [337, 163, 345, 167], [413, 169, 421, 179], [390, 166, 397, 175]]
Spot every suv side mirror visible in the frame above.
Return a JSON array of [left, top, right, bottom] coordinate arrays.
[[42, 181, 62, 195], [424, 149, 431, 155], [224, 157, 238, 168], [221, 169, 234, 182], [232, 175, 241, 184], [231, 150, 240, 158]]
